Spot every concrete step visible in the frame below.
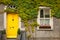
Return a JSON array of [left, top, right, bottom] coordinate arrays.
[[6, 39, 17, 40]]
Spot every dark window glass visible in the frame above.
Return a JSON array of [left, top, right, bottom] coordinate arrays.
[[40, 9, 44, 18]]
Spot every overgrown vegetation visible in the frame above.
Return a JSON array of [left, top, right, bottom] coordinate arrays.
[[0, 0, 60, 36]]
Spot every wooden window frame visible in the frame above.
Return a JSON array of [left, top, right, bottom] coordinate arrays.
[[37, 6, 53, 30]]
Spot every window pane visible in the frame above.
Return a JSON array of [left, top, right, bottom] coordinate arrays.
[[44, 19, 50, 26], [40, 19, 50, 26], [40, 19, 45, 25], [40, 19, 51, 28], [40, 9, 44, 18], [44, 9, 50, 18]]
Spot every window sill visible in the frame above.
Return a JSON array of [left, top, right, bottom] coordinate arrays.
[[39, 26, 51, 29], [37, 26, 53, 31], [37, 29, 53, 31]]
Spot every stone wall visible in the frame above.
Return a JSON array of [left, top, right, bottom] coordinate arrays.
[[0, 13, 4, 30], [0, 4, 5, 30], [31, 17, 60, 40]]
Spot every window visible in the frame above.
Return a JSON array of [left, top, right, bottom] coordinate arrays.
[[37, 7, 53, 30], [8, 4, 16, 9]]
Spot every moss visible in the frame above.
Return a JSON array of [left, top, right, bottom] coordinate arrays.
[[17, 28, 20, 35], [2, 30, 6, 34]]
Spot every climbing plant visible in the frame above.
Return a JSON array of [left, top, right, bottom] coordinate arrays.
[[0, 0, 60, 36], [0, 0, 60, 18]]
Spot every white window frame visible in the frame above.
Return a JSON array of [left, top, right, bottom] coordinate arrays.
[[37, 6, 53, 30]]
